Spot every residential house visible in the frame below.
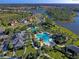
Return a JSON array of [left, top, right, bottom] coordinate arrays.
[[8, 20, 18, 26], [12, 31, 27, 49], [64, 45, 79, 59], [20, 19, 28, 25]]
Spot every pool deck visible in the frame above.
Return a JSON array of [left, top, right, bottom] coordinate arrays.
[[34, 32, 53, 46]]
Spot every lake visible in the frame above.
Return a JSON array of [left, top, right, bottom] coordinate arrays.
[[56, 12, 79, 36]]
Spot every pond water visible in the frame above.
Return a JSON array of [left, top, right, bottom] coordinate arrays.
[[56, 12, 79, 36]]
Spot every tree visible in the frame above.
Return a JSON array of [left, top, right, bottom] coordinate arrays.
[[47, 7, 76, 22]]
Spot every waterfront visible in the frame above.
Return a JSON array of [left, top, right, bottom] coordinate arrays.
[[56, 12, 79, 36]]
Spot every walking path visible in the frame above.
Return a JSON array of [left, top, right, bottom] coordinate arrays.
[[37, 53, 54, 59]]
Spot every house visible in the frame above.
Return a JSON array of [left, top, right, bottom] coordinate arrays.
[[12, 31, 28, 56], [64, 45, 79, 58], [0, 28, 9, 53], [0, 28, 5, 35], [0, 28, 9, 40], [8, 20, 18, 26], [0, 39, 9, 56], [0, 35, 8, 40], [2, 40, 9, 51], [20, 19, 28, 25], [12, 31, 27, 49]]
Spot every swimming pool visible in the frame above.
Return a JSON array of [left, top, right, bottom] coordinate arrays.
[[35, 32, 52, 45]]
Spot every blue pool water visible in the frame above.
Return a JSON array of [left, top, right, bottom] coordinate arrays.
[[35, 32, 51, 45]]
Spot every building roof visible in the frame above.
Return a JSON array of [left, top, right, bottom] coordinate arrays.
[[0, 35, 8, 39], [2, 40, 8, 51], [67, 45, 79, 53], [12, 31, 26, 48], [20, 19, 28, 24], [50, 41, 56, 46], [0, 28, 5, 35], [9, 57, 22, 59], [12, 36, 24, 48]]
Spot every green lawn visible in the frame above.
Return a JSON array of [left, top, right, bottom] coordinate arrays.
[[16, 49, 24, 57], [48, 51, 68, 59], [25, 45, 36, 56], [73, 40, 79, 46]]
